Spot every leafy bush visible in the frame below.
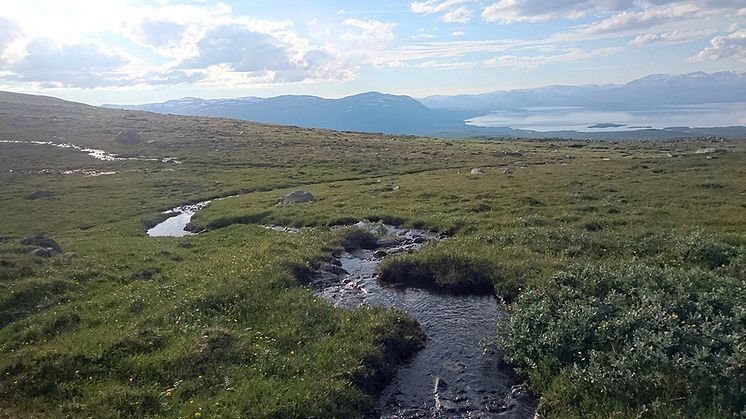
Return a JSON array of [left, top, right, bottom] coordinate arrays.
[[500, 264, 746, 417]]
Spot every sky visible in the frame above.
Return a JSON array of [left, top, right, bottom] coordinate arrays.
[[0, 0, 744, 105]]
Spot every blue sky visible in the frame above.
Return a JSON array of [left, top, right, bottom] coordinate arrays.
[[0, 0, 744, 104]]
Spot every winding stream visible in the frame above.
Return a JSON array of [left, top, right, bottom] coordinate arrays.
[[0, 139, 181, 163], [312, 226, 536, 418], [147, 201, 211, 237], [147, 207, 536, 417]]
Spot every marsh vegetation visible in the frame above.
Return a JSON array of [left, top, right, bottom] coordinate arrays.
[[0, 91, 744, 417]]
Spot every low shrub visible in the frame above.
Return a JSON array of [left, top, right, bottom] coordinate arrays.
[[500, 264, 746, 417]]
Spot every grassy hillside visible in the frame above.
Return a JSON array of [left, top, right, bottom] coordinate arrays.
[[0, 91, 744, 417]]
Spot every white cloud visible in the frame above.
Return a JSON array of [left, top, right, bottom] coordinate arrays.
[[482, 0, 631, 23], [411, 0, 474, 14], [482, 0, 744, 26], [452, 31, 466, 36], [411, 0, 476, 23], [483, 47, 619, 68], [442, 7, 473, 23], [1, 38, 131, 87], [630, 29, 713, 46], [0, 17, 22, 52], [0, 2, 353, 88], [577, 3, 702, 35], [690, 29, 746, 62], [176, 23, 349, 84], [341, 18, 396, 46], [416, 60, 476, 69]]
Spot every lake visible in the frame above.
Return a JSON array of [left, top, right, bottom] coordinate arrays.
[[466, 102, 746, 132]]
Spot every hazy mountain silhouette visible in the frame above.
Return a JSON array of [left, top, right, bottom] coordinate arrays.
[[106, 92, 467, 136], [103, 72, 746, 138], [421, 72, 746, 116]]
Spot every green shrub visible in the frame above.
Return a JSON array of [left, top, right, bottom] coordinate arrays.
[[500, 264, 746, 417]]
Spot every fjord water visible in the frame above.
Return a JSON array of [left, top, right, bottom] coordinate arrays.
[[466, 102, 746, 132]]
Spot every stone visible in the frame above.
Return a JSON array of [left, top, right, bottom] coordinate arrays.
[[320, 263, 347, 276], [20, 235, 62, 254], [114, 129, 142, 145], [30, 247, 56, 258], [373, 250, 388, 258], [26, 190, 54, 200], [470, 168, 487, 175], [276, 190, 315, 205]]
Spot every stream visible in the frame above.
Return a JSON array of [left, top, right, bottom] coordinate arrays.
[[147, 206, 536, 418], [147, 201, 211, 237], [0, 139, 181, 163]]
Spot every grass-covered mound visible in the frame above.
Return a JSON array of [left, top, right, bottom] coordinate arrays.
[[0, 227, 425, 418], [500, 262, 746, 417], [377, 248, 498, 295]]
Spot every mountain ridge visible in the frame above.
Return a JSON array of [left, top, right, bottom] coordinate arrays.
[[421, 71, 746, 115]]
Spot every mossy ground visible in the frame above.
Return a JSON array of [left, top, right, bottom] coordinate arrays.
[[0, 92, 744, 417]]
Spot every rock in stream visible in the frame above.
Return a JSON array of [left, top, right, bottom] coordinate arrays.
[[308, 224, 536, 418]]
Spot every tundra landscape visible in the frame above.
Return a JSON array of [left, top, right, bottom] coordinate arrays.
[[2, 0, 746, 417], [0, 90, 744, 417]]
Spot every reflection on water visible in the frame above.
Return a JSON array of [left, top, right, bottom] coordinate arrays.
[[466, 102, 746, 132], [147, 201, 211, 237], [310, 226, 536, 418]]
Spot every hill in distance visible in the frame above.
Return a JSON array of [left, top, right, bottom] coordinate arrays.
[[421, 71, 746, 116], [104, 72, 746, 140], [105, 92, 468, 136]]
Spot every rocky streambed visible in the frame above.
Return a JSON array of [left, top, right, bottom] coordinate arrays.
[[309, 224, 536, 418], [147, 204, 535, 417]]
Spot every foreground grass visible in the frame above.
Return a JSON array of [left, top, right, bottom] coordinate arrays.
[[0, 226, 425, 417], [1, 91, 744, 417]]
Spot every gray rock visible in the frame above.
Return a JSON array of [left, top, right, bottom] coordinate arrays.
[[26, 190, 54, 200], [276, 190, 315, 205], [373, 250, 388, 258], [30, 247, 56, 258], [114, 129, 142, 145], [376, 238, 402, 247], [19, 235, 62, 258], [470, 168, 487, 175], [21, 235, 62, 253], [320, 263, 347, 276]]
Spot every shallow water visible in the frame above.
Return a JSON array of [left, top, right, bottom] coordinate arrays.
[[0, 139, 181, 163], [311, 227, 536, 418], [146, 201, 211, 237], [147, 206, 536, 416]]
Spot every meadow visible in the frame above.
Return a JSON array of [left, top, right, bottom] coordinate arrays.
[[0, 91, 744, 417]]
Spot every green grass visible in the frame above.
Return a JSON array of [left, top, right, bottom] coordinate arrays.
[[0, 91, 745, 417]]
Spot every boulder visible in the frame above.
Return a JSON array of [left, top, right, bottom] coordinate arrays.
[[114, 129, 142, 145], [26, 190, 54, 200], [20, 235, 61, 257], [276, 190, 315, 205], [470, 168, 487, 175]]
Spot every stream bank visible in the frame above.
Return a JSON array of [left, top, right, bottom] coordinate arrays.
[[146, 204, 536, 417]]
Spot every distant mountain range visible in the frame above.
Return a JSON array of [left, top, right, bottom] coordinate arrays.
[[422, 71, 746, 116], [105, 92, 467, 136], [104, 72, 746, 139]]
